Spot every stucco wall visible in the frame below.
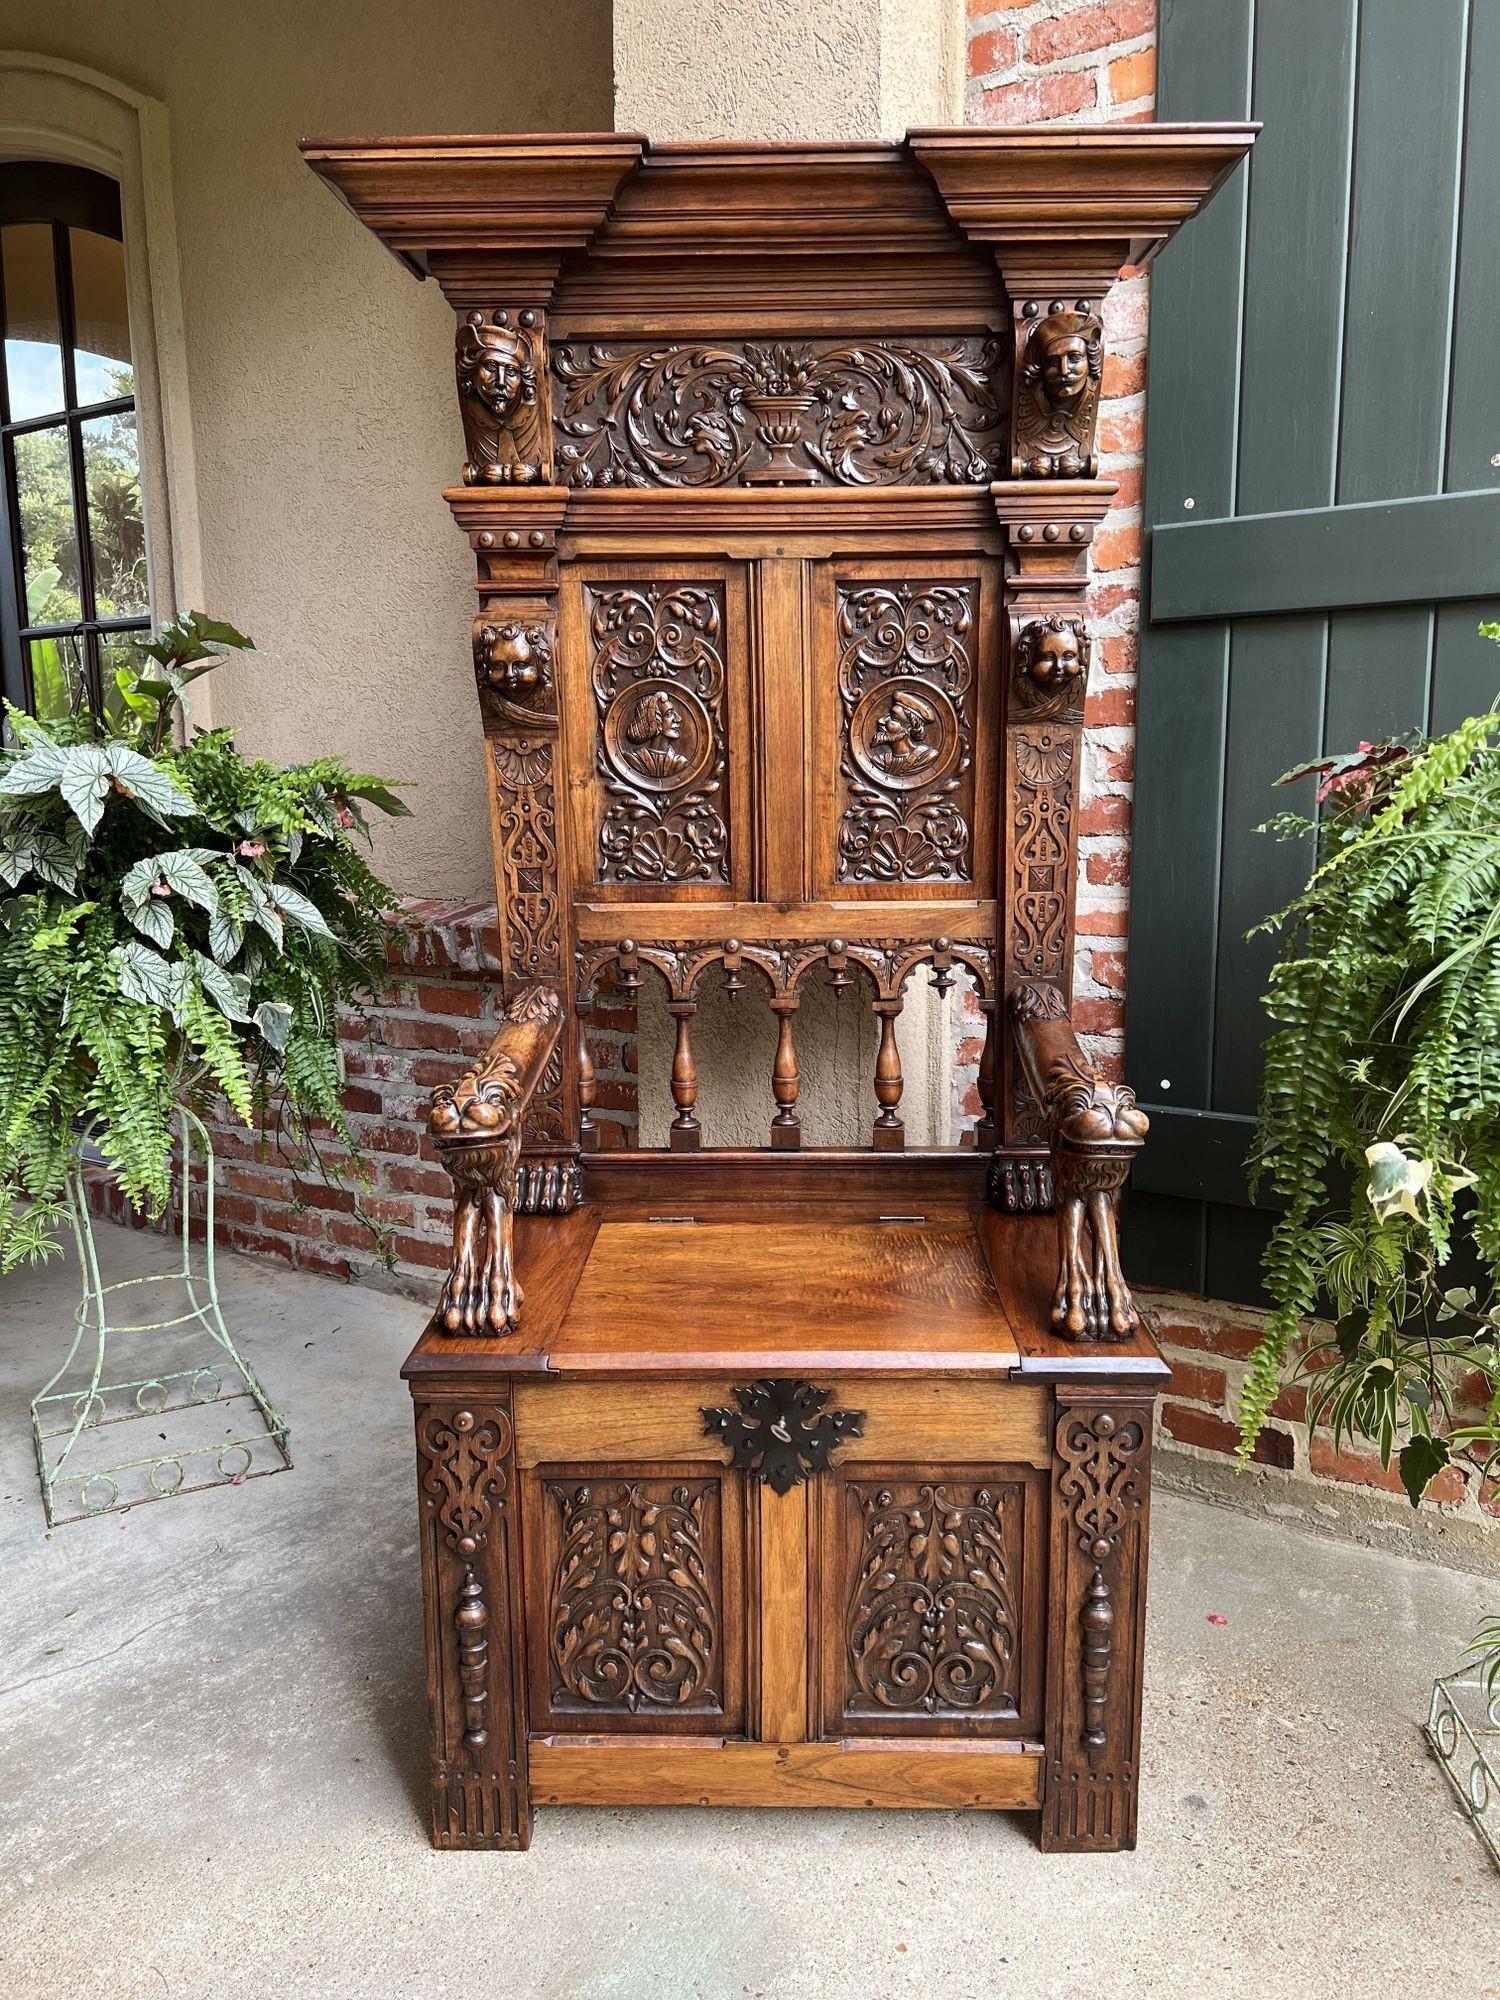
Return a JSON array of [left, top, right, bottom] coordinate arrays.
[[1, 0, 612, 900]]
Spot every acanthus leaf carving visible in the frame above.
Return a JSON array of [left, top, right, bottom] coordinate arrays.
[[588, 582, 729, 885], [836, 582, 975, 884], [553, 338, 1006, 489], [548, 1479, 721, 1714], [845, 1480, 1020, 1718]]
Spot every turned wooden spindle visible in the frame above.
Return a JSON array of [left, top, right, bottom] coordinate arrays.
[[667, 1000, 701, 1150], [872, 1001, 904, 1151], [974, 998, 997, 1150], [769, 997, 801, 1149], [577, 1001, 598, 1152]]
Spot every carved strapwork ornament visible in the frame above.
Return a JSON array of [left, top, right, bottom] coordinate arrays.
[[994, 484, 1110, 1152], [1045, 1392, 1152, 1852], [451, 489, 580, 1200], [415, 1398, 529, 1848], [456, 307, 550, 485], [1009, 297, 1104, 479]]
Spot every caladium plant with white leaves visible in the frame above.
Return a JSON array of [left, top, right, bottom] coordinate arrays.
[[0, 612, 407, 1268]]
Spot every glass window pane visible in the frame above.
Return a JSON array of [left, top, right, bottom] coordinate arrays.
[[99, 629, 145, 723], [82, 410, 147, 618], [2, 223, 65, 421], [25, 632, 87, 722], [70, 228, 133, 406], [13, 424, 81, 625]]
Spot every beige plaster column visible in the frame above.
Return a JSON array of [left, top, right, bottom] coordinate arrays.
[[613, 0, 964, 142], [613, 0, 967, 1147]]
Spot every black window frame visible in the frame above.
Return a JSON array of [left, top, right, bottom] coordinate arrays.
[[0, 160, 148, 717]]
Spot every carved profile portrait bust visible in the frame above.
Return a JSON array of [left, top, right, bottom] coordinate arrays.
[[1014, 309, 1103, 479], [1015, 615, 1089, 715], [622, 689, 690, 781], [869, 688, 941, 778], [456, 311, 544, 486]]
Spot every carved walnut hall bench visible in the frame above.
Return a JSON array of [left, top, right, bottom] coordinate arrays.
[[304, 122, 1254, 1851]]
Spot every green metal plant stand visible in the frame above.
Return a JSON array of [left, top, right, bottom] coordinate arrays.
[[30, 1109, 292, 1528]]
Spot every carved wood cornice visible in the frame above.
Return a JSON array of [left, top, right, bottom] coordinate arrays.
[[908, 125, 1259, 270], [298, 133, 647, 302]]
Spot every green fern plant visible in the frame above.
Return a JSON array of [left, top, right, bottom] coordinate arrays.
[[0, 612, 407, 1269], [1245, 634, 1500, 1509]]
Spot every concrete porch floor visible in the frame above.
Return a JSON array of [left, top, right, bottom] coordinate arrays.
[[1, 1222, 1495, 2000]]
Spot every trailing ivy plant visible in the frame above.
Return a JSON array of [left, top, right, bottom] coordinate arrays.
[[0, 611, 407, 1270], [1244, 631, 1500, 1509]]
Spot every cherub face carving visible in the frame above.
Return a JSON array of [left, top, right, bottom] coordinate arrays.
[[1016, 616, 1088, 709], [476, 621, 548, 697]]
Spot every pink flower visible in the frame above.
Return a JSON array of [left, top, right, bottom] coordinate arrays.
[[237, 840, 266, 859], [149, 880, 172, 898], [334, 806, 354, 830]]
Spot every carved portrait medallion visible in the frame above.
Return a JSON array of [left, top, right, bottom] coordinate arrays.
[[601, 679, 715, 795], [849, 676, 961, 792]]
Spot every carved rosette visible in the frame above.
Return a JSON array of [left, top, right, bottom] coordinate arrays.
[[588, 582, 730, 885], [844, 1480, 1020, 1719], [415, 1398, 527, 1848], [1046, 1394, 1152, 1852], [547, 1480, 722, 1716], [553, 338, 1006, 488], [457, 308, 549, 485], [836, 582, 975, 884], [1010, 301, 1103, 479]]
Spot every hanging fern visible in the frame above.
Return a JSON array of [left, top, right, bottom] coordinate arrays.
[[0, 612, 406, 1271], [1246, 644, 1500, 1505]]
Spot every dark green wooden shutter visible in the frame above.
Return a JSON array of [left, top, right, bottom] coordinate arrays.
[[1126, 0, 1500, 1301]]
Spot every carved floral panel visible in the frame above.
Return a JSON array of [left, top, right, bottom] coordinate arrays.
[[841, 1477, 1022, 1722], [553, 338, 1006, 489], [835, 581, 976, 884], [542, 1477, 726, 1721], [587, 582, 730, 885]]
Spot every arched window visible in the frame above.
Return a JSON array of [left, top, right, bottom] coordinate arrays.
[[0, 162, 147, 719]]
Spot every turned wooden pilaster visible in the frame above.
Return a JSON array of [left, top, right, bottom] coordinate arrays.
[[415, 1394, 530, 1850], [1042, 1388, 1154, 1852]]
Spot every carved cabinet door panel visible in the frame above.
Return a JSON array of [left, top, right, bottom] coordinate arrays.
[[810, 559, 1001, 902], [522, 1461, 748, 1735], [815, 1461, 1046, 1739], [559, 562, 753, 903]]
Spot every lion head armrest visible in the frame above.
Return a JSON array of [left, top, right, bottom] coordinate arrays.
[[428, 985, 563, 1336], [1009, 982, 1149, 1343]]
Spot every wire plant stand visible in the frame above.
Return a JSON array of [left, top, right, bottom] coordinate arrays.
[[30, 1109, 291, 1528], [1425, 1668, 1500, 1869]]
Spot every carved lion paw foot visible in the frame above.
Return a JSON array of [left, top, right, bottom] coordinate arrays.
[[481, 1263, 523, 1337]]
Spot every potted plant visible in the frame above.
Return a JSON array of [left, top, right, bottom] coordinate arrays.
[[0, 613, 406, 1521], [0, 612, 406, 1268], [1245, 645, 1500, 1854]]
